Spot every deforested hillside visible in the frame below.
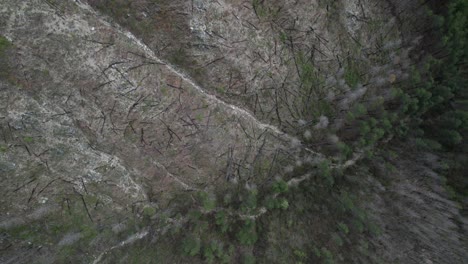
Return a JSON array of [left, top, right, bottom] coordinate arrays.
[[0, 0, 466, 263]]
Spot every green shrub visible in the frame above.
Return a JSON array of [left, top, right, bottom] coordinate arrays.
[[353, 104, 368, 118], [0, 36, 12, 80], [198, 191, 216, 211], [265, 197, 276, 210], [339, 192, 355, 212], [337, 142, 353, 160], [23, 137, 34, 143], [321, 247, 335, 264], [0, 145, 7, 153], [272, 180, 288, 194], [332, 233, 343, 247], [294, 249, 307, 260], [143, 207, 156, 217], [279, 32, 288, 43], [415, 138, 442, 150], [243, 253, 256, 264], [359, 121, 371, 136], [237, 220, 258, 246], [278, 198, 289, 210], [201, 240, 228, 263], [344, 61, 361, 89], [252, 0, 267, 18], [265, 197, 289, 210], [215, 211, 229, 233], [242, 190, 258, 212], [182, 235, 201, 256], [0, 36, 11, 55], [435, 129, 462, 147], [189, 210, 202, 221], [318, 160, 334, 186], [337, 222, 349, 234]]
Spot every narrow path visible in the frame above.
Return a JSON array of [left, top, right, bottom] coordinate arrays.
[[92, 229, 149, 264], [74, 0, 324, 158]]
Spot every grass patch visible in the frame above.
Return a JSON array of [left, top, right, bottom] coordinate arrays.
[[344, 61, 362, 89], [0, 35, 13, 80], [0, 35, 12, 55]]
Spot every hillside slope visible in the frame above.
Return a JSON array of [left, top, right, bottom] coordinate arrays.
[[0, 0, 466, 263]]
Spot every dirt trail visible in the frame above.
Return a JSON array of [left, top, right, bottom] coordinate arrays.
[[92, 229, 149, 264], [74, 0, 324, 157]]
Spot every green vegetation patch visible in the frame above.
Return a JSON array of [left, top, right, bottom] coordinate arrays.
[[0, 35, 13, 80], [0, 35, 12, 55]]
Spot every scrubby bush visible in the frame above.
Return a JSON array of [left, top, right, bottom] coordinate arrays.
[[237, 220, 258, 246], [272, 179, 288, 194], [182, 235, 201, 256], [0, 35, 12, 80], [198, 191, 216, 212], [215, 211, 229, 233]]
